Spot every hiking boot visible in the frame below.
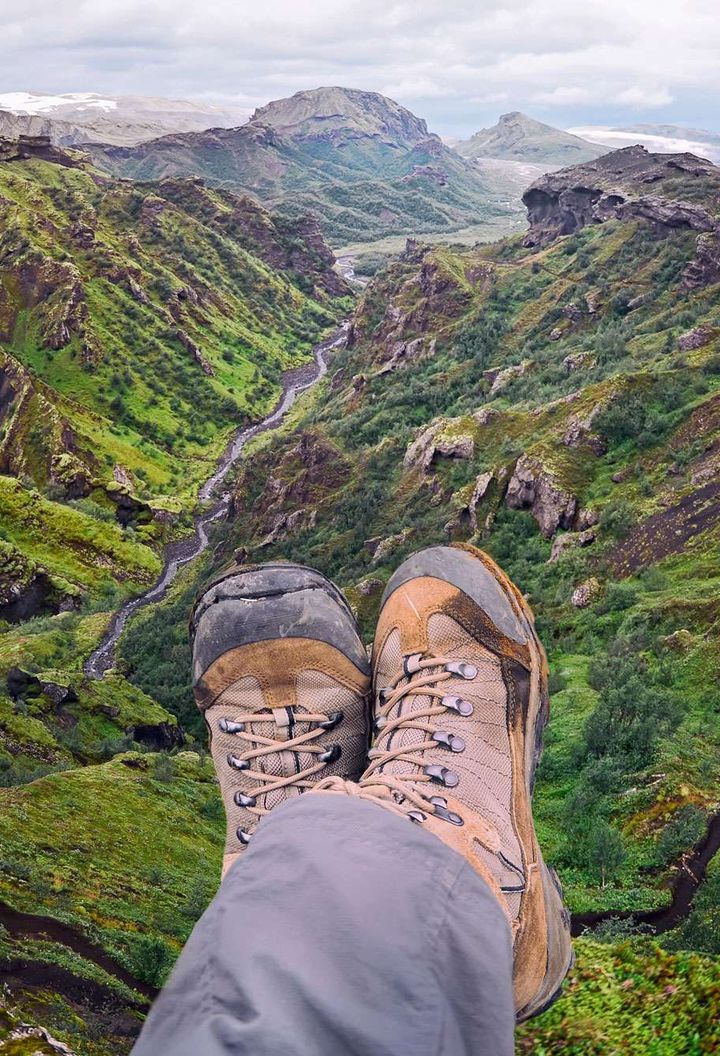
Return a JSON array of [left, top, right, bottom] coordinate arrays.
[[190, 561, 371, 877], [361, 543, 572, 1020]]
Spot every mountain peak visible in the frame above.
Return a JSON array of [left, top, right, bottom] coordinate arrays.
[[249, 86, 431, 146], [457, 111, 605, 168]]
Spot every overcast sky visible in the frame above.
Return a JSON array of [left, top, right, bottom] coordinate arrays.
[[0, 0, 718, 136]]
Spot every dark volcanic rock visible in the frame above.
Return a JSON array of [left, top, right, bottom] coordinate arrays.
[[0, 542, 79, 623], [522, 146, 718, 247], [683, 227, 720, 289], [129, 721, 185, 751]]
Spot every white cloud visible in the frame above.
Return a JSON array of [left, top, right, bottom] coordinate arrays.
[[533, 86, 593, 106], [615, 85, 673, 108], [0, 0, 717, 135]]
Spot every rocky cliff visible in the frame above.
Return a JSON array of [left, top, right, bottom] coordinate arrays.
[[523, 144, 720, 248]]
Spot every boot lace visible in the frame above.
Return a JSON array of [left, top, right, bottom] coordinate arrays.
[[218, 707, 344, 842], [319, 652, 500, 848]]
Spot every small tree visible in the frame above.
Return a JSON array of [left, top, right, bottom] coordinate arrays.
[[133, 935, 174, 987], [587, 820, 626, 888]]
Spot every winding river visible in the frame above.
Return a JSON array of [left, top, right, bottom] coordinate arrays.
[[83, 324, 348, 680]]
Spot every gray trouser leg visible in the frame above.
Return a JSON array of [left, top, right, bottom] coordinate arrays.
[[131, 795, 515, 1056]]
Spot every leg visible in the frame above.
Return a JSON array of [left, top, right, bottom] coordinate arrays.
[[131, 794, 514, 1056]]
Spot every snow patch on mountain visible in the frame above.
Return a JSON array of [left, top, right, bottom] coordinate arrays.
[[0, 92, 117, 114]]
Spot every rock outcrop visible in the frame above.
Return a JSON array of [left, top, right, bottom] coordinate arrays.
[[483, 359, 534, 395], [505, 454, 578, 537], [522, 146, 719, 247], [677, 326, 714, 352], [571, 577, 601, 608], [0, 543, 79, 622], [404, 419, 475, 472], [549, 528, 597, 562]]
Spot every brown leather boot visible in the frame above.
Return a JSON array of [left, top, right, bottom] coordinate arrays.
[[190, 561, 371, 877], [358, 543, 572, 1020]]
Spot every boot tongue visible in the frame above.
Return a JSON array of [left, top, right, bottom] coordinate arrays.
[[251, 707, 305, 810]]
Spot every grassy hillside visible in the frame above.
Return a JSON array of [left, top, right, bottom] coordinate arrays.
[[0, 136, 354, 1051], [0, 138, 347, 620]]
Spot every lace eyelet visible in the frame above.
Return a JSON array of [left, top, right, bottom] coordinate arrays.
[[236, 828, 252, 845], [218, 718, 245, 734], [374, 716, 388, 731], [433, 804, 465, 826], [445, 661, 477, 680], [378, 688, 393, 704], [234, 791, 257, 807], [403, 654, 423, 676], [424, 764, 459, 788], [319, 744, 342, 764], [433, 731, 466, 753], [227, 753, 250, 771], [441, 695, 473, 717], [318, 710, 344, 730], [429, 794, 465, 826], [407, 810, 426, 824]]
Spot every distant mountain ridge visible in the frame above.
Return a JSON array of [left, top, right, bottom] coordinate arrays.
[[457, 111, 605, 168], [568, 122, 720, 164], [86, 87, 507, 246], [0, 91, 250, 146]]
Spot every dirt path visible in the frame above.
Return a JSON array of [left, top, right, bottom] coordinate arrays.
[[0, 898, 156, 1000]]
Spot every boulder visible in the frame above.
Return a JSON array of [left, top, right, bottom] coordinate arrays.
[[683, 226, 720, 289], [563, 350, 595, 373], [505, 455, 578, 537], [378, 336, 435, 375], [549, 528, 597, 562], [576, 507, 600, 530], [563, 302, 583, 321], [483, 359, 534, 395], [562, 409, 607, 455], [404, 420, 474, 471], [677, 326, 713, 352], [571, 577, 601, 608], [366, 528, 415, 565], [467, 471, 494, 532]]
